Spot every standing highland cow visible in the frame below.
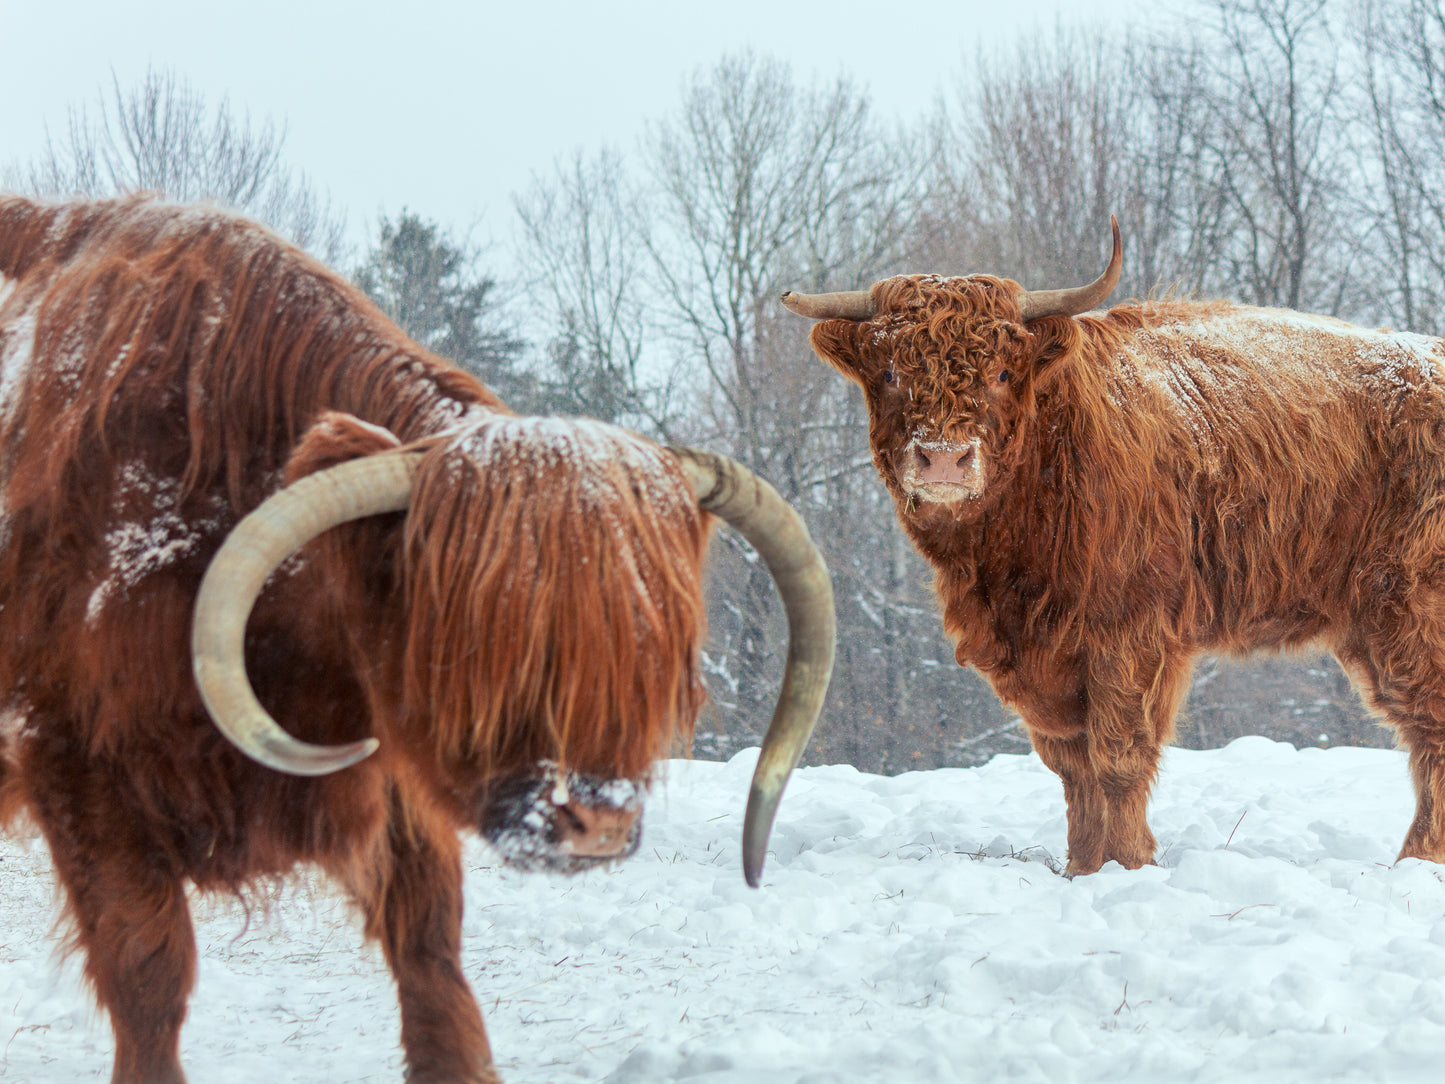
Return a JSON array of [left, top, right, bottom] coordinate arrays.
[[0, 193, 833, 1084], [783, 216, 1445, 876]]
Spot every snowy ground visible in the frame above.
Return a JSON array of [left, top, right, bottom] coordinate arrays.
[[3, 737, 1444, 1083]]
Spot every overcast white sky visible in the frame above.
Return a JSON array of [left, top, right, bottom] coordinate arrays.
[[1, 0, 1152, 254]]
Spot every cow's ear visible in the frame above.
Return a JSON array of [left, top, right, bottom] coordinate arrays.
[[808, 320, 870, 384], [284, 411, 402, 485], [1021, 314, 1084, 391]]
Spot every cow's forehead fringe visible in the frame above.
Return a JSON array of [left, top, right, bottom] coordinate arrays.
[[871, 273, 1018, 319], [856, 275, 1024, 370], [440, 415, 692, 514], [400, 415, 709, 783], [853, 280, 1028, 392], [448, 415, 670, 473]]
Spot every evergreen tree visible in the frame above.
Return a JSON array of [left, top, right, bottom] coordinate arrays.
[[355, 211, 530, 405]]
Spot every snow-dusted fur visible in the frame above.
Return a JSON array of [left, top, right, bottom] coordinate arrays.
[[0, 194, 711, 1084], [807, 270, 1445, 877]]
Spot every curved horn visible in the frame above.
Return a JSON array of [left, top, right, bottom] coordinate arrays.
[[669, 448, 836, 888], [191, 450, 425, 776], [1015, 215, 1123, 322], [779, 288, 876, 321]]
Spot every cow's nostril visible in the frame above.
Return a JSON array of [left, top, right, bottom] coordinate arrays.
[[555, 802, 640, 857], [916, 450, 932, 468], [957, 449, 973, 469], [556, 802, 588, 837]]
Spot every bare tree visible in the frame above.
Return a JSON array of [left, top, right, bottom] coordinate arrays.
[[645, 51, 923, 473], [636, 51, 996, 768], [925, 26, 1239, 301], [17, 66, 348, 264], [644, 53, 913, 448], [1125, 34, 1240, 298], [513, 148, 674, 430], [927, 29, 1139, 290], [1200, 0, 1354, 311], [1356, 0, 1445, 333]]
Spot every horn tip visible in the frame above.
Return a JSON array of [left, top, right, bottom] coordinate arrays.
[[259, 733, 380, 776]]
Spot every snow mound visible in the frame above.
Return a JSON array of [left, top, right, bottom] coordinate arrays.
[[2, 739, 1441, 1083]]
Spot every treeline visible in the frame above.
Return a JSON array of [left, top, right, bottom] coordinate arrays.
[[11, 0, 1445, 770]]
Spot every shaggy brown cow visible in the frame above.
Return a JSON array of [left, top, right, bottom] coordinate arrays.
[[0, 193, 833, 1084], [783, 216, 1445, 877]]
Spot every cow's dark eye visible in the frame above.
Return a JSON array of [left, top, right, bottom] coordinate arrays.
[[997, 369, 1011, 384], [883, 370, 896, 385]]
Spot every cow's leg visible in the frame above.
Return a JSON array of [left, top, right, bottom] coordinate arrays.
[[1338, 629, 1445, 864], [1092, 731, 1163, 871], [30, 771, 195, 1084], [1080, 651, 1190, 872], [1030, 730, 1108, 876], [1004, 668, 1112, 875], [1397, 734, 1445, 863], [1336, 584, 1445, 864], [351, 815, 495, 1084]]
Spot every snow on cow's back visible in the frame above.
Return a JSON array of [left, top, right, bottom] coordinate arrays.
[[84, 459, 232, 625], [1100, 302, 1445, 465], [1140, 303, 1445, 401]]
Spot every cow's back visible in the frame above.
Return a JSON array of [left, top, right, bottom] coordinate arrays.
[[1074, 301, 1445, 649]]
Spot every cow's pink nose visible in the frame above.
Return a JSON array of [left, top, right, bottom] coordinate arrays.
[[555, 802, 641, 857], [911, 443, 975, 485]]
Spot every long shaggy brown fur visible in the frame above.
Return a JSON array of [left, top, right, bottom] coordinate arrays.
[[810, 270, 1445, 877], [0, 193, 712, 1084], [400, 418, 709, 782]]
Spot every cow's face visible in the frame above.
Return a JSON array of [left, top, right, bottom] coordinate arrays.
[[809, 276, 1042, 523], [394, 416, 711, 872], [215, 406, 828, 882]]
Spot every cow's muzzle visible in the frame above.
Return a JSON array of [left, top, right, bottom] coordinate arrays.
[[479, 764, 644, 873], [897, 437, 985, 503]]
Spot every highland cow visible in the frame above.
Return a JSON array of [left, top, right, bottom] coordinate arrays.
[[784, 216, 1445, 876], [0, 193, 833, 1084]]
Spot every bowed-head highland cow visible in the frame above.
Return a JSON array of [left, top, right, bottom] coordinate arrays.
[[783, 215, 1445, 877], [0, 193, 834, 1084]]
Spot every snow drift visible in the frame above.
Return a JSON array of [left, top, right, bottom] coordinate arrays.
[[3, 737, 1442, 1083]]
